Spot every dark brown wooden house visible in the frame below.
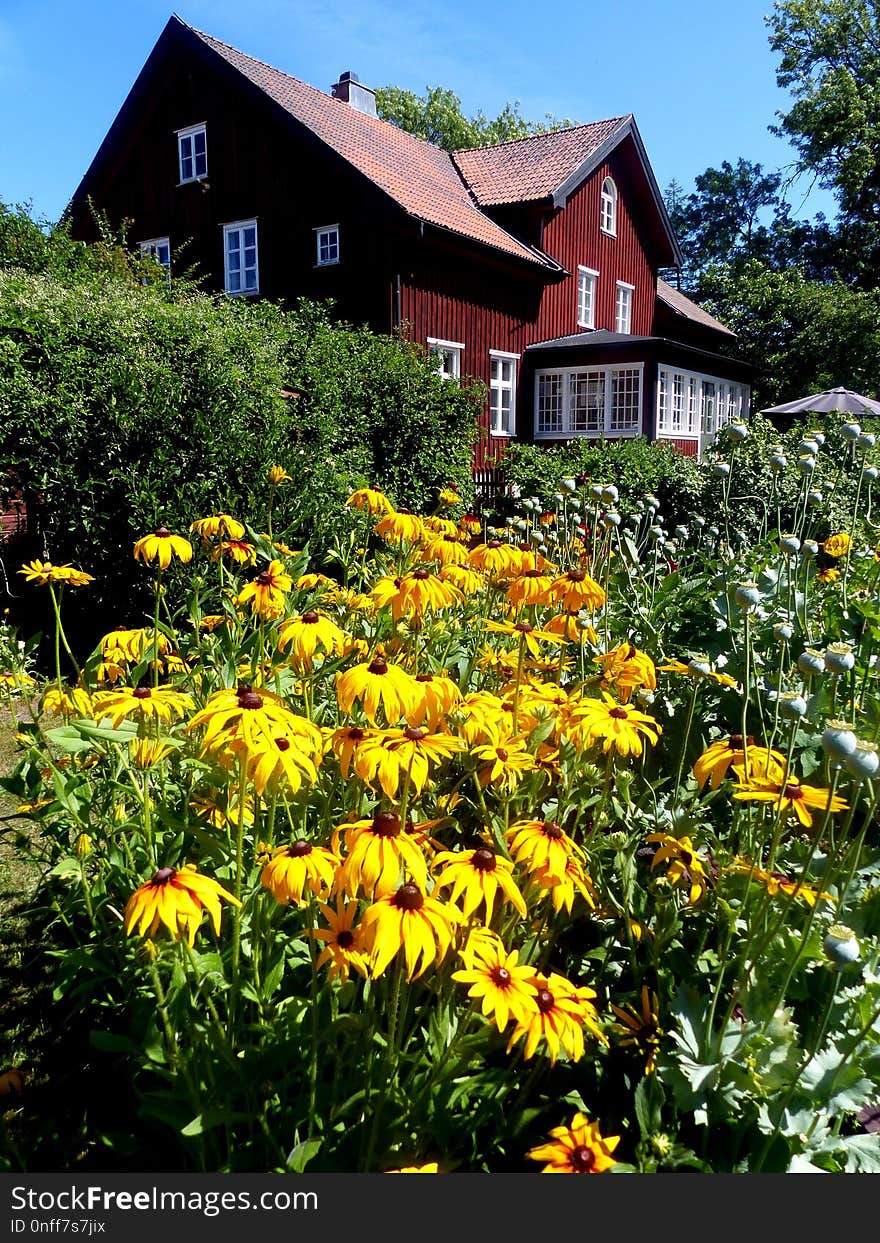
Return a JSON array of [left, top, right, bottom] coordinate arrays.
[[68, 15, 751, 475]]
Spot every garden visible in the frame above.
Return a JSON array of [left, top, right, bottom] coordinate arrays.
[[1, 407, 879, 1174]]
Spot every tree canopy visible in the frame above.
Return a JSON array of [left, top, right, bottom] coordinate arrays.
[[374, 84, 574, 151]]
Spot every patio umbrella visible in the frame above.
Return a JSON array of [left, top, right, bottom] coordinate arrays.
[[760, 386, 880, 418]]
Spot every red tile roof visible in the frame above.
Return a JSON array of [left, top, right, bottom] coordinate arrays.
[[656, 278, 736, 337], [452, 119, 630, 207], [186, 23, 559, 270]]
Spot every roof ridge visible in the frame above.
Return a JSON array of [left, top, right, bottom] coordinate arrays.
[[453, 115, 631, 156]]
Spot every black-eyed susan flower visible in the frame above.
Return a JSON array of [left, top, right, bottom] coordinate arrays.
[[505, 567, 555, 608], [693, 736, 785, 790], [645, 833, 710, 904], [438, 486, 462, 507], [595, 643, 657, 703], [236, 559, 292, 620], [484, 618, 563, 659], [360, 881, 460, 980], [731, 772, 849, 829], [420, 534, 470, 568], [385, 1163, 440, 1174], [278, 610, 347, 669], [190, 514, 246, 542], [346, 486, 393, 515], [451, 929, 538, 1031], [187, 683, 303, 759], [334, 810, 429, 899], [268, 465, 292, 486], [362, 727, 464, 798], [546, 568, 605, 613], [261, 841, 339, 906], [534, 856, 598, 915], [610, 985, 662, 1075], [212, 539, 257, 565], [336, 654, 420, 725], [526, 1112, 621, 1173], [544, 612, 596, 645], [473, 735, 538, 791], [19, 560, 94, 587], [565, 692, 661, 758], [242, 729, 322, 796], [131, 737, 175, 768], [454, 691, 507, 746], [93, 684, 194, 729], [406, 672, 463, 729], [309, 897, 369, 983], [439, 564, 485, 595], [330, 725, 380, 779], [370, 569, 463, 622], [374, 509, 424, 544], [41, 685, 93, 719], [507, 819, 579, 885], [123, 864, 240, 946], [658, 655, 736, 687], [432, 845, 527, 921], [507, 971, 605, 1064], [823, 532, 851, 557], [726, 858, 835, 907], [467, 539, 521, 578], [133, 528, 193, 569]]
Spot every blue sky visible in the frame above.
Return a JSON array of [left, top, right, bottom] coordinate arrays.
[[1, 0, 836, 224]]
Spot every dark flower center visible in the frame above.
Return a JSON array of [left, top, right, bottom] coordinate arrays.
[[151, 867, 175, 886], [368, 658, 389, 676], [302, 610, 319, 624], [416, 673, 433, 683], [412, 568, 431, 581], [570, 1145, 596, 1173], [488, 539, 502, 549], [237, 687, 264, 709], [398, 508, 414, 516], [288, 840, 312, 857], [346, 728, 366, 742], [495, 748, 509, 761], [514, 621, 534, 633], [255, 572, 272, 586], [154, 527, 172, 538], [472, 847, 497, 872], [336, 930, 355, 950], [543, 822, 564, 839], [275, 737, 291, 751], [568, 570, 586, 582], [372, 812, 401, 838], [404, 727, 427, 741], [490, 966, 512, 988], [609, 707, 629, 719], [783, 784, 803, 800], [523, 569, 543, 579], [394, 883, 424, 912], [536, 988, 555, 1013], [133, 686, 152, 699]]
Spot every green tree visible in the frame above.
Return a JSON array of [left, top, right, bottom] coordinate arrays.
[[375, 84, 574, 151], [768, 0, 880, 281]]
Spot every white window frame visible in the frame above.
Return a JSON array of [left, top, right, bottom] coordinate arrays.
[[427, 338, 464, 381], [655, 364, 751, 441], [177, 123, 207, 184], [615, 281, 634, 334], [600, 176, 617, 236], [534, 362, 643, 440], [315, 224, 340, 267], [489, 349, 520, 438], [577, 266, 599, 329], [223, 219, 259, 296], [139, 237, 171, 272]]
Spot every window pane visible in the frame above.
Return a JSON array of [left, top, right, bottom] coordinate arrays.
[[537, 374, 564, 434]]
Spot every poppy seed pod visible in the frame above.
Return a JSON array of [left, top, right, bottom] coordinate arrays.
[[840, 422, 861, 442], [713, 462, 731, 477], [801, 539, 819, 558], [798, 455, 817, 473], [857, 432, 876, 450], [778, 693, 808, 721], [799, 438, 819, 456], [773, 622, 794, 642], [734, 582, 762, 609], [823, 643, 855, 675], [693, 515, 706, 527], [807, 490, 823, 507], [560, 477, 577, 493], [770, 453, 788, 472], [645, 494, 660, 509], [865, 465, 879, 482], [807, 430, 825, 446], [780, 534, 801, 555], [797, 648, 825, 677], [845, 739, 880, 780], [726, 420, 749, 441], [590, 484, 604, 501], [675, 525, 689, 540], [822, 720, 858, 760], [601, 484, 619, 504], [601, 510, 621, 529], [824, 924, 860, 966]]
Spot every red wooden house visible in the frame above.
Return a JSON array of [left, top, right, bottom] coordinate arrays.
[[68, 16, 751, 477]]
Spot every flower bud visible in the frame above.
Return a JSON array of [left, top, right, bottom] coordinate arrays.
[[824, 924, 860, 966], [822, 720, 858, 759], [74, 832, 93, 858]]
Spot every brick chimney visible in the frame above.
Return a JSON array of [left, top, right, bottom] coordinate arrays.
[[331, 70, 377, 117]]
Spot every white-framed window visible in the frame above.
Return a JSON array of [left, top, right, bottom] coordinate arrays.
[[535, 363, 643, 439], [577, 266, 599, 328], [600, 176, 617, 236], [656, 365, 751, 438], [615, 281, 634, 334], [489, 350, 519, 437], [177, 123, 207, 183], [427, 338, 464, 381], [223, 219, 259, 295], [139, 237, 171, 272], [315, 224, 340, 266]]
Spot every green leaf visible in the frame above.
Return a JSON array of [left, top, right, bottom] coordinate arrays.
[[286, 1139, 322, 1172]]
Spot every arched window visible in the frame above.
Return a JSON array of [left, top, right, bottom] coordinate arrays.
[[600, 177, 617, 235]]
